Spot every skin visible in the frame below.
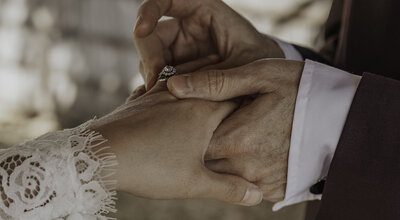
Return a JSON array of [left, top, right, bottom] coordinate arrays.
[[133, 0, 303, 202], [134, 0, 284, 89], [89, 83, 264, 206], [165, 59, 304, 202]]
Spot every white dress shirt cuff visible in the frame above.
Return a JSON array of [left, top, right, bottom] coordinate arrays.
[[271, 37, 303, 61], [273, 60, 361, 211]]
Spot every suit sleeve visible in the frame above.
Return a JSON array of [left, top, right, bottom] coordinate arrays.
[[316, 73, 400, 220], [292, 45, 330, 65], [273, 60, 361, 211], [291, 0, 344, 65]]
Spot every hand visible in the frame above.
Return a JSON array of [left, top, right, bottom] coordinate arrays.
[[89, 83, 263, 206], [166, 59, 304, 202], [134, 0, 284, 89]]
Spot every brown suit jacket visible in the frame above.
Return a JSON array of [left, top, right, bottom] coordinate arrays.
[[320, 0, 400, 79], [296, 0, 400, 219]]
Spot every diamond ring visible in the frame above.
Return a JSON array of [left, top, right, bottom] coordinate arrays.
[[158, 66, 177, 82]]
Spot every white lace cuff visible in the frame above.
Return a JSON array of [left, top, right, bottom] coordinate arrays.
[[0, 121, 117, 220]]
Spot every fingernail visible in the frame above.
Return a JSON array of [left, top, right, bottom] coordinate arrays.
[[134, 16, 143, 32], [241, 188, 263, 206], [168, 75, 193, 96]]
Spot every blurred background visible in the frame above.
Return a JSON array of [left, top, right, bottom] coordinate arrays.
[[0, 0, 331, 219]]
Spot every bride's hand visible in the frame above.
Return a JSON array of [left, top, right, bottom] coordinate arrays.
[[134, 0, 284, 89], [89, 83, 263, 206]]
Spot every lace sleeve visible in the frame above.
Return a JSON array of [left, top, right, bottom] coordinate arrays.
[[0, 122, 117, 220]]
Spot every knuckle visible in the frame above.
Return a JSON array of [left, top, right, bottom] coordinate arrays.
[[242, 165, 259, 182], [205, 70, 226, 97]]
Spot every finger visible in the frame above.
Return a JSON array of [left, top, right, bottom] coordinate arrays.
[[205, 95, 279, 160], [153, 19, 216, 64], [205, 159, 245, 174], [175, 54, 220, 74], [194, 168, 263, 206], [135, 35, 166, 90], [146, 66, 163, 90], [134, 0, 200, 38], [139, 60, 158, 90], [205, 158, 263, 184], [135, 20, 181, 90], [146, 79, 168, 94], [125, 85, 146, 103], [139, 61, 145, 78], [134, 0, 172, 37], [167, 62, 271, 101], [197, 59, 241, 72], [206, 101, 238, 132]]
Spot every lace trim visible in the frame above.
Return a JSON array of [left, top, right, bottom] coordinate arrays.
[[0, 121, 117, 220]]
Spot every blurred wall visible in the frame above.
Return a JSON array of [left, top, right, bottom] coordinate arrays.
[[0, 0, 143, 146], [0, 0, 331, 219]]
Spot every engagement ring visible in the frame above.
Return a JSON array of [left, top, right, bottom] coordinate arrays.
[[158, 66, 177, 82]]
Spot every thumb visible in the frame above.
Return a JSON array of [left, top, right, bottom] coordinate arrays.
[[134, 0, 201, 38], [196, 169, 263, 206], [167, 65, 267, 101]]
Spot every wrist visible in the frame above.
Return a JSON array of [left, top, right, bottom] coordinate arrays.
[[89, 123, 126, 192]]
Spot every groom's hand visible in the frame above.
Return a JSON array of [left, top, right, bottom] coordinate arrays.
[[134, 0, 284, 89], [91, 81, 264, 206], [166, 59, 304, 202]]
